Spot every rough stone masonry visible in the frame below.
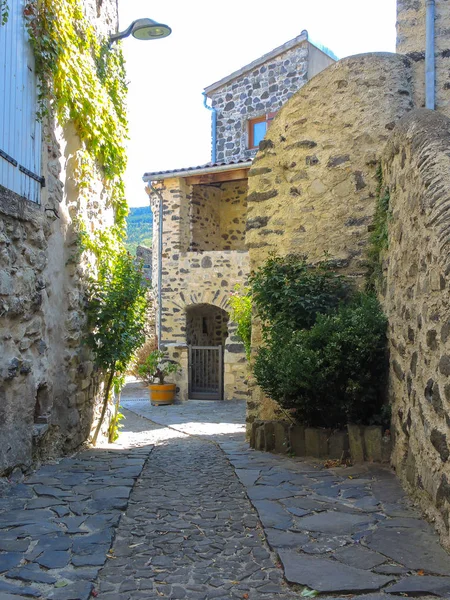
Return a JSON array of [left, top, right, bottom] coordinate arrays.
[[245, 52, 414, 427], [204, 33, 335, 163], [0, 0, 118, 476], [245, 48, 450, 552]]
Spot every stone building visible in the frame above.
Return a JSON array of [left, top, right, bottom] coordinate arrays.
[[246, 1, 450, 549], [143, 32, 335, 402], [203, 31, 335, 163], [136, 245, 153, 285], [0, 0, 119, 475]]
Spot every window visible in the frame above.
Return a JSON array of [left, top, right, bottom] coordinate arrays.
[[248, 113, 276, 150], [0, 1, 42, 203]]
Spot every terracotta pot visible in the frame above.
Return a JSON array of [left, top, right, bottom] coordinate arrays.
[[148, 383, 176, 406]]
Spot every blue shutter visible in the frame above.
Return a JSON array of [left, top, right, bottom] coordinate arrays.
[[0, 0, 42, 203]]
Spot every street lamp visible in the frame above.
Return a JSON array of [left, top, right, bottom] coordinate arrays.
[[109, 18, 172, 45]]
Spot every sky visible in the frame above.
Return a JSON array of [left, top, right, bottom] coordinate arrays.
[[118, 0, 397, 208]]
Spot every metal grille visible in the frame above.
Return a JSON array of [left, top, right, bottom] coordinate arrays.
[[189, 345, 223, 400], [0, 0, 42, 203]]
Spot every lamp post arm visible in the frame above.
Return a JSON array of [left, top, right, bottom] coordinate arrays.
[[109, 22, 134, 45]]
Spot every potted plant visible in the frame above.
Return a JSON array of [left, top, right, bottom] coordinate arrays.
[[136, 350, 180, 406]]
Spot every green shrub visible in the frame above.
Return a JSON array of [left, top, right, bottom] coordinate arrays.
[[253, 294, 387, 428], [228, 285, 252, 361], [250, 253, 352, 333]]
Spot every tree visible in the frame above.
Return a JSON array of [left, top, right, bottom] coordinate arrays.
[[86, 250, 147, 445]]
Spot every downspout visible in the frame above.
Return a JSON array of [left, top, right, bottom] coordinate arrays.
[[202, 92, 217, 163], [149, 183, 164, 350], [425, 0, 436, 110]]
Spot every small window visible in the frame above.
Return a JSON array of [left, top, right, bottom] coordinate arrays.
[[248, 113, 276, 149]]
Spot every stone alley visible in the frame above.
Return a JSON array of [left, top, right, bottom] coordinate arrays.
[[0, 385, 449, 600]]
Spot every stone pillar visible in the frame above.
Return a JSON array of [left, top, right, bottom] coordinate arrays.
[[223, 321, 248, 401], [147, 177, 191, 346]]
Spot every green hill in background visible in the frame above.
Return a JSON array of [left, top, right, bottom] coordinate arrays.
[[125, 206, 153, 254]]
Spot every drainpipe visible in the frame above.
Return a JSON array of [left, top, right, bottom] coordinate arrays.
[[149, 183, 164, 350], [425, 0, 436, 110], [202, 92, 217, 163]]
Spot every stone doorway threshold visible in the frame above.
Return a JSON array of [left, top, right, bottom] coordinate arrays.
[[187, 397, 223, 401]]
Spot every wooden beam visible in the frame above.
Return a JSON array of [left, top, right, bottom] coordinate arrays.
[[184, 168, 249, 186]]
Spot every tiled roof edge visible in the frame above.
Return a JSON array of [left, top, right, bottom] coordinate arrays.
[[143, 159, 252, 182]]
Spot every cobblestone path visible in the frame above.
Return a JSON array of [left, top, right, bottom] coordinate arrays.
[[124, 395, 450, 600], [96, 427, 297, 600], [0, 390, 449, 600], [0, 430, 150, 599]]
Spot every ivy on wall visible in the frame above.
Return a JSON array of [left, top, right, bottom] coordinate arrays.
[[24, 0, 129, 231], [366, 164, 391, 290], [22, 0, 148, 444]]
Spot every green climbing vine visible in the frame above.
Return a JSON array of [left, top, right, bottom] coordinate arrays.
[[23, 1, 148, 443], [366, 164, 391, 290], [0, 0, 9, 25], [24, 0, 129, 231]]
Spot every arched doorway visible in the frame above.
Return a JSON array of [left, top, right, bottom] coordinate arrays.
[[186, 304, 229, 400]]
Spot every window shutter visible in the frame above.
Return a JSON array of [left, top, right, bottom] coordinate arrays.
[[0, 0, 42, 203]]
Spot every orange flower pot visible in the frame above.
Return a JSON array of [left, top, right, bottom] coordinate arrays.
[[148, 384, 176, 406]]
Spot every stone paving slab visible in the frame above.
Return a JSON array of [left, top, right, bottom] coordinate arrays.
[[123, 388, 450, 599], [279, 551, 394, 592], [0, 412, 153, 599], [1, 384, 448, 600], [386, 575, 450, 597]]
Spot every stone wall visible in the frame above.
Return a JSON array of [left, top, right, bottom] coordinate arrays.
[[148, 177, 249, 401], [189, 185, 221, 251], [381, 109, 450, 548], [189, 181, 247, 251], [245, 53, 414, 430], [397, 0, 450, 116], [219, 181, 247, 250], [206, 39, 334, 163], [250, 420, 391, 463], [0, 0, 118, 475]]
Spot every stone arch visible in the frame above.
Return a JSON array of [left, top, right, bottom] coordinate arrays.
[[186, 304, 230, 401], [175, 290, 232, 314], [185, 303, 229, 347]]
